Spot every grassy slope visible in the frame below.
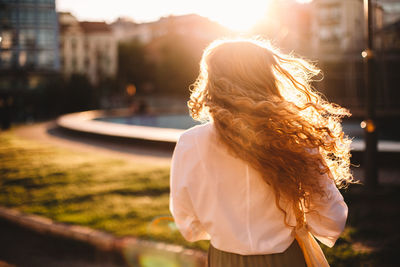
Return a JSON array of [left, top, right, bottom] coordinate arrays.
[[0, 129, 398, 266], [0, 130, 208, 251]]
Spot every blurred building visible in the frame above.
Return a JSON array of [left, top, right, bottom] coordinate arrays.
[[254, 0, 399, 113], [380, 0, 400, 26], [377, 19, 400, 51], [0, 0, 60, 91], [153, 14, 229, 41], [254, 0, 371, 58], [59, 12, 117, 85], [111, 17, 154, 43], [59, 12, 85, 78], [111, 14, 230, 44], [309, 0, 365, 59], [111, 17, 139, 42], [252, 0, 313, 56]]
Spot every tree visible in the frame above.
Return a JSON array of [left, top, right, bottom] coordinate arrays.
[[117, 40, 154, 95], [151, 34, 208, 96]]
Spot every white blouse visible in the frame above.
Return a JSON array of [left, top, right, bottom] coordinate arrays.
[[169, 122, 348, 255]]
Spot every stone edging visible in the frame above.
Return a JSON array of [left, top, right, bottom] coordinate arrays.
[[56, 110, 184, 144], [0, 206, 207, 266]]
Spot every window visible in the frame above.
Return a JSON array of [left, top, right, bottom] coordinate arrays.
[[18, 9, 36, 25], [319, 26, 341, 43], [0, 31, 13, 49], [19, 29, 36, 48], [38, 10, 55, 25], [20, 0, 38, 4], [71, 38, 77, 51], [26, 50, 36, 68], [0, 51, 12, 68], [10, 9, 18, 23], [37, 29, 55, 48], [71, 57, 77, 70], [318, 4, 341, 24], [38, 0, 55, 4], [38, 51, 54, 68], [18, 51, 27, 67]]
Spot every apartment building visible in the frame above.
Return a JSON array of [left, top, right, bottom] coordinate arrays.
[[59, 12, 117, 85]]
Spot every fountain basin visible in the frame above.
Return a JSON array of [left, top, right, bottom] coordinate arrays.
[[57, 110, 400, 154], [56, 110, 190, 150]]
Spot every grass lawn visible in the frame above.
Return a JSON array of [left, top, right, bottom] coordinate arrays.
[[0, 129, 208, 251], [0, 128, 398, 266]]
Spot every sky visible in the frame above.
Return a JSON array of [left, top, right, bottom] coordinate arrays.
[[55, 0, 274, 31]]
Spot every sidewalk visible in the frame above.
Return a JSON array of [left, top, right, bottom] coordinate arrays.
[[13, 121, 172, 166]]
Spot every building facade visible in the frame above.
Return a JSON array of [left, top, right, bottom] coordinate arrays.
[[59, 12, 117, 85], [255, 0, 392, 112], [111, 14, 230, 44], [0, 0, 60, 90], [309, 0, 364, 59]]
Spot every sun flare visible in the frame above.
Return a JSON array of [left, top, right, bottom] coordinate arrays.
[[57, 0, 272, 32], [296, 0, 313, 4], [201, 0, 270, 32]]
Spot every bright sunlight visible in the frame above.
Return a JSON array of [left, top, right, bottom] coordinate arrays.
[[203, 0, 270, 31], [296, 0, 313, 4], [57, 0, 272, 32]]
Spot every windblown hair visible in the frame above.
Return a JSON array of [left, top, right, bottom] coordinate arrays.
[[188, 38, 356, 226]]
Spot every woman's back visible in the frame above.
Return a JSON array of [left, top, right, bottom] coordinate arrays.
[[170, 38, 354, 266], [170, 122, 347, 255]]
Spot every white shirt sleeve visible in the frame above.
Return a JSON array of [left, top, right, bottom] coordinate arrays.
[[305, 173, 348, 247], [169, 133, 210, 242]]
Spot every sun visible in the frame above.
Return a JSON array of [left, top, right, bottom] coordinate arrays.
[[202, 0, 271, 32]]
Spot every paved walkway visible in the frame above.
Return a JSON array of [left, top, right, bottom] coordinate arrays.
[[13, 121, 172, 166]]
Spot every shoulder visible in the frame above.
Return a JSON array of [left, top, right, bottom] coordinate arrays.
[[172, 122, 214, 163], [178, 122, 214, 145], [171, 123, 213, 178]]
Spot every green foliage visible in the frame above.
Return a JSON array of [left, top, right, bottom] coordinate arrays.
[[63, 74, 96, 112], [117, 40, 155, 95], [9, 73, 97, 121], [152, 34, 208, 96], [8, 34, 211, 121]]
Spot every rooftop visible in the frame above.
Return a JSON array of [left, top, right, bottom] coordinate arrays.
[[80, 21, 111, 33]]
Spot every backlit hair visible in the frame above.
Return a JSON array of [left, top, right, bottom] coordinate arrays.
[[188, 38, 356, 226]]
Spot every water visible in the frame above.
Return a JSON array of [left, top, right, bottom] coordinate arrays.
[[94, 114, 200, 130], [94, 115, 399, 141]]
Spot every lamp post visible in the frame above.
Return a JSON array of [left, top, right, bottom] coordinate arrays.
[[362, 0, 378, 189]]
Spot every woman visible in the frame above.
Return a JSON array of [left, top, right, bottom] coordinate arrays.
[[170, 38, 355, 266]]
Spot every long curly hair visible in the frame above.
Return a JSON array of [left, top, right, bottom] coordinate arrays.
[[188, 38, 355, 226]]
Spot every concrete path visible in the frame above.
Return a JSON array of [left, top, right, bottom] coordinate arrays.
[[13, 121, 172, 166]]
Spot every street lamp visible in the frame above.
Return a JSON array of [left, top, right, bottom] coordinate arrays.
[[362, 0, 378, 189]]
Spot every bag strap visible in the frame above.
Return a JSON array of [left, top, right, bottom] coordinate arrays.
[[294, 201, 330, 267]]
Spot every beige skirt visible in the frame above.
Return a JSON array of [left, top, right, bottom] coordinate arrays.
[[207, 240, 307, 267]]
